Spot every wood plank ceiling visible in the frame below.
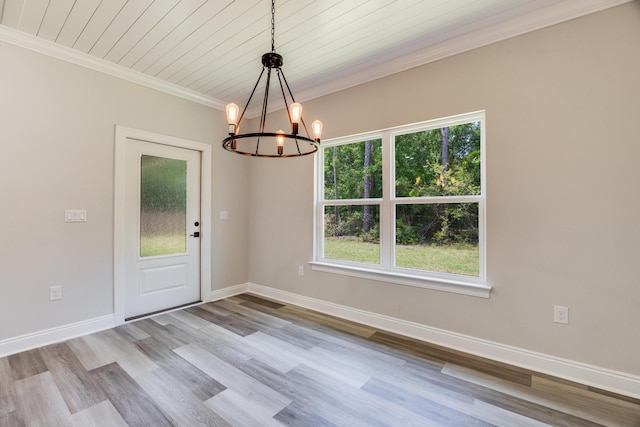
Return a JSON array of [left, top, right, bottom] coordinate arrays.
[[0, 0, 630, 111]]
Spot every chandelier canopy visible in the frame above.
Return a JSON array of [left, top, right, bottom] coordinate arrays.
[[222, 0, 323, 158]]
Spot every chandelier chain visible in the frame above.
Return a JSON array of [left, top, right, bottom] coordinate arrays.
[[270, 0, 276, 52]]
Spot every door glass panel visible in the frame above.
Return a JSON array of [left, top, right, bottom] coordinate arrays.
[[140, 155, 187, 257]]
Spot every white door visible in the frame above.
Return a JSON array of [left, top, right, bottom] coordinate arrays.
[[124, 138, 201, 319]]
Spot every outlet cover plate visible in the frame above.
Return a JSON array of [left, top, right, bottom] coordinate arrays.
[[50, 285, 62, 301]]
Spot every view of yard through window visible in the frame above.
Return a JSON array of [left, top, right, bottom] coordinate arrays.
[[324, 238, 479, 276], [320, 114, 483, 278]]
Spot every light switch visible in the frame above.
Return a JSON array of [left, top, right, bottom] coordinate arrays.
[[65, 210, 87, 222], [220, 211, 229, 220]]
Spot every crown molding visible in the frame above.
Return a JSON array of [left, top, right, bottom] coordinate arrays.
[[0, 25, 227, 110], [294, 0, 633, 103], [0, 0, 631, 115]]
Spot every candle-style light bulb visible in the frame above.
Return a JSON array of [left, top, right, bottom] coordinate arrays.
[[226, 103, 239, 134], [289, 102, 302, 134], [276, 130, 285, 155], [312, 120, 323, 142]]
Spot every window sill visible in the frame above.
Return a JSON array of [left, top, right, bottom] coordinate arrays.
[[309, 261, 491, 298]]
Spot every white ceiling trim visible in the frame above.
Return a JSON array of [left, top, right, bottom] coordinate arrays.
[[0, 24, 227, 110], [0, 0, 631, 114]]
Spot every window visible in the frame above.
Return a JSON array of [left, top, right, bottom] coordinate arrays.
[[313, 111, 489, 297]]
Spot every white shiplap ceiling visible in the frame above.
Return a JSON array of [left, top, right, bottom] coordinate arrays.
[[0, 0, 631, 113]]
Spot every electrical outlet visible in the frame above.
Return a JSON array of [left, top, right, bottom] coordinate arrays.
[[50, 285, 63, 301], [298, 265, 304, 276], [553, 305, 569, 324]]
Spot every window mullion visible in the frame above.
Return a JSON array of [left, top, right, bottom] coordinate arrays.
[[380, 130, 393, 268], [314, 148, 324, 261], [321, 198, 382, 205], [478, 199, 485, 279], [395, 195, 483, 204]]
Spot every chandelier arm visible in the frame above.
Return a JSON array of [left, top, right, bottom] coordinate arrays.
[[279, 69, 312, 137], [238, 67, 266, 126], [259, 67, 272, 133], [279, 68, 296, 103], [276, 70, 293, 128], [255, 68, 271, 156], [299, 117, 311, 140]]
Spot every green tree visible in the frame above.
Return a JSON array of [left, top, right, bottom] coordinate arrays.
[[395, 122, 480, 245], [363, 140, 374, 233], [324, 122, 480, 245], [324, 139, 382, 238]]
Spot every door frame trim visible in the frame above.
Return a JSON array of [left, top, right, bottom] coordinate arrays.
[[114, 125, 212, 325]]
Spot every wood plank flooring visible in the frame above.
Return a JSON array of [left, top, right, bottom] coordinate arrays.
[[0, 293, 638, 426]]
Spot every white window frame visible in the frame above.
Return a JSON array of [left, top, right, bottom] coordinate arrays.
[[312, 111, 490, 298]]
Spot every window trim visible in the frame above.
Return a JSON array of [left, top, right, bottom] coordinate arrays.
[[313, 111, 490, 298]]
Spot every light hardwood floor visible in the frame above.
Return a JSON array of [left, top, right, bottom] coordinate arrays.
[[0, 294, 638, 426]]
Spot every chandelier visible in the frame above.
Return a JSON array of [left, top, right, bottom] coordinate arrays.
[[222, 0, 323, 157]]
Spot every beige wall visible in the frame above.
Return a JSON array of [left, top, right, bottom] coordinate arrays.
[[0, 42, 249, 339], [248, 3, 640, 375], [1, 0, 638, 382]]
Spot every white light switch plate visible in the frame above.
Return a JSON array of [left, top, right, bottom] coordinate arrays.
[[553, 305, 569, 324], [65, 210, 87, 222]]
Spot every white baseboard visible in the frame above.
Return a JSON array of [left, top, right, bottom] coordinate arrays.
[[0, 283, 249, 358], [246, 283, 640, 400], [3, 283, 637, 400], [0, 314, 115, 358], [209, 283, 249, 302]]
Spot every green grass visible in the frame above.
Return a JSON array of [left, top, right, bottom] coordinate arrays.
[[140, 233, 478, 276], [324, 237, 479, 276], [324, 237, 380, 264]]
